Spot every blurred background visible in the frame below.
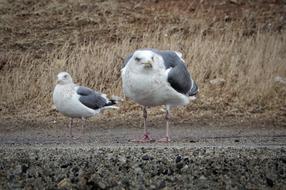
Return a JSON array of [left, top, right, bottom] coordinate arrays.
[[0, 0, 285, 124]]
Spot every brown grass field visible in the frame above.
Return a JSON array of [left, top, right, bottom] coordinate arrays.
[[0, 0, 285, 123]]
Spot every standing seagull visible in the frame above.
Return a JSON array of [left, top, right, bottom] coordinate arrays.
[[121, 49, 198, 143], [53, 72, 118, 137]]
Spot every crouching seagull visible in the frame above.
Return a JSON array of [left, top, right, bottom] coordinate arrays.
[[121, 49, 198, 143], [53, 72, 119, 138]]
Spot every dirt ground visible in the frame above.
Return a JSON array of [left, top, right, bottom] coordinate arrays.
[[0, 116, 285, 147]]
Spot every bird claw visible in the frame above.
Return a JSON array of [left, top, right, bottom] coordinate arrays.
[[157, 137, 171, 143], [130, 133, 154, 143], [69, 135, 80, 140], [130, 138, 153, 143]]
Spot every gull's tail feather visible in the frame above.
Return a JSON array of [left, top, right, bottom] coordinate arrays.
[[101, 105, 119, 110], [110, 95, 124, 103], [103, 95, 123, 109], [187, 80, 199, 97]]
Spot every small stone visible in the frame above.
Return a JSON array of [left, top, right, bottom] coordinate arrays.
[[134, 167, 143, 174], [60, 162, 71, 168], [15, 164, 29, 174], [176, 162, 184, 170], [199, 175, 207, 180], [57, 178, 72, 189], [22, 164, 29, 173], [71, 166, 79, 174], [158, 180, 166, 189], [184, 157, 190, 163], [142, 154, 150, 160], [141, 147, 146, 153], [175, 155, 182, 163], [118, 156, 127, 164], [181, 165, 189, 173], [266, 177, 274, 187], [163, 168, 173, 176], [121, 177, 130, 186], [97, 181, 106, 189], [8, 174, 15, 180], [79, 176, 88, 188]]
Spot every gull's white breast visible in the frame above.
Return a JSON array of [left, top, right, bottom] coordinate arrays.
[[122, 67, 189, 107]]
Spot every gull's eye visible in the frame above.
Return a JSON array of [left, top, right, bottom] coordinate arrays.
[[135, 57, 141, 62], [63, 75, 68, 79]]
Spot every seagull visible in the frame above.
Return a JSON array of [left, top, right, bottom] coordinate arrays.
[[121, 49, 198, 143], [53, 72, 119, 138]]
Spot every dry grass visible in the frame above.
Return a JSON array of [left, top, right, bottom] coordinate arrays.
[[0, 28, 285, 119]]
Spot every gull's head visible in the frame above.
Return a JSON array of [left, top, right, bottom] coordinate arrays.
[[129, 50, 164, 71], [56, 72, 73, 85]]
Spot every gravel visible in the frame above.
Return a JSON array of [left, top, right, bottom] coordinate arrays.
[[0, 147, 285, 189]]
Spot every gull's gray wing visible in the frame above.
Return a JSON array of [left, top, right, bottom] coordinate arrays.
[[166, 63, 192, 95], [155, 50, 193, 95], [122, 53, 133, 68], [76, 86, 108, 110]]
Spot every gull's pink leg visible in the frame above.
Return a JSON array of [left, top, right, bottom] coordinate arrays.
[[158, 106, 171, 143], [81, 117, 86, 135], [131, 106, 153, 143], [68, 118, 80, 140], [69, 118, 73, 138]]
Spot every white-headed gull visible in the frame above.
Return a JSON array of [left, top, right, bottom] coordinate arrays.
[[121, 49, 198, 142], [53, 72, 118, 137]]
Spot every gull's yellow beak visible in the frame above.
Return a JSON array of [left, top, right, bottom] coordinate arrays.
[[56, 78, 61, 84], [144, 61, 153, 68]]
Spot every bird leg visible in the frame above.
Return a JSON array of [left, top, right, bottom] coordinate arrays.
[[158, 106, 171, 143], [69, 118, 73, 138], [81, 117, 86, 135], [131, 106, 152, 143], [143, 106, 149, 138], [68, 118, 80, 140]]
